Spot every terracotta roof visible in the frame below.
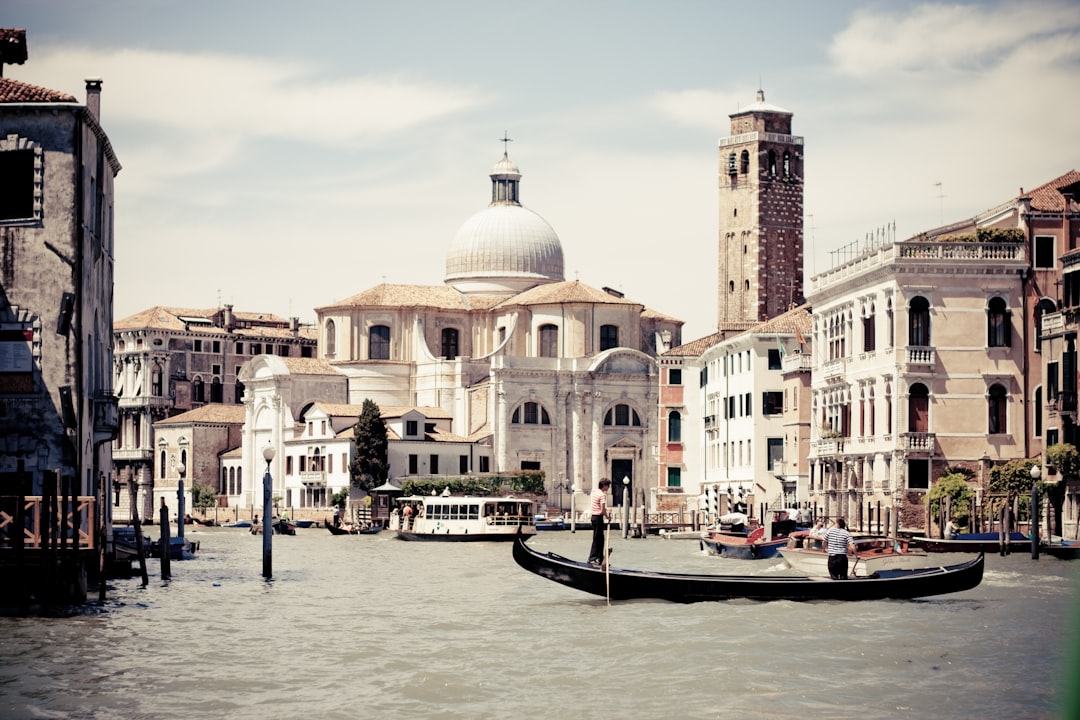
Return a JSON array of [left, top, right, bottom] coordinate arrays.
[[310, 402, 367, 417], [379, 405, 453, 420], [280, 357, 340, 375], [319, 283, 478, 312], [754, 304, 812, 335], [665, 332, 726, 357], [641, 307, 683, 324], [1024, 170, 1080, 213], [498, 280, 641, 309], [114, 306, 314, 339], [154, 404, 247, 426], [0, 76, 76, 103]]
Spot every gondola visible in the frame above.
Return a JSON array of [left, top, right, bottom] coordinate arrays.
[[512, 534, 984, 603], [326, 522, 359, 535]]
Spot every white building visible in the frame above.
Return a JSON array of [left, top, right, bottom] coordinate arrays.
[[237, 150, 682, 514]]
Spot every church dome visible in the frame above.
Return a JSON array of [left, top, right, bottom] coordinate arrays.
[[445, 152, 564, 295]]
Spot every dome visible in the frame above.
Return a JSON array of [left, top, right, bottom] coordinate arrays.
[[445, 152, 564, 295]]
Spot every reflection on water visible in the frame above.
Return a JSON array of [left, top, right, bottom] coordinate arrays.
[[0, 527, 1075, 720]]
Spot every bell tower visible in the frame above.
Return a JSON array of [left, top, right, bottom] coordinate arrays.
[[717, 90, 804, 328]]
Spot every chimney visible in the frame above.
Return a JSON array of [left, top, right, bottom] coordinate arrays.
[[223, 304, 235, 333], [290, 317, 299, 337], [85, 77, 102, 121]]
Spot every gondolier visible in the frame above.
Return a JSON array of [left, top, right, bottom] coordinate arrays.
[[588, 478, 612, 566], [825, 518, 856, 579]]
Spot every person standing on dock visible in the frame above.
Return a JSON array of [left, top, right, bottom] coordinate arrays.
[[588, 478, 612, 566], [825, 518, 856, 579]]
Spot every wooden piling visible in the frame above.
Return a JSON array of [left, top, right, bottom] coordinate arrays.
[[129, 480, 148, 586], [158, 498, 171, 579]]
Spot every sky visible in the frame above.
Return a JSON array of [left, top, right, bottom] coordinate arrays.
[[5, 0, 1079, 341]]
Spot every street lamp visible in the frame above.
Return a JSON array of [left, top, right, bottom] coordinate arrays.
[[622, 476, 631, 539], [176, 463, 186, 542], [1030, 463, 1041, 560], [262, 444, 276, 578]]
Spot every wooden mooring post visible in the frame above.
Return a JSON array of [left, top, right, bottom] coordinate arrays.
[[158, 498, 171, 579], [129, 480, 148, 586]]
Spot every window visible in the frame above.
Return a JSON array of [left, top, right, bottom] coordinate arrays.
[[604, 404, 641, 426], [221, 468, 228, 494], [408, 454, 418, 474], [512, 401, 551, 425], [600, 325, 619, 351], [459, 455, 468, 473], [988, 384, 1007, 434], [767, 150, 776, 176], [909, 383, 929, 433], [0, 147, 35, 221], [1034, 235, 1055, 269], [1034, 386, 1043, 437], [539, 324, 558, 358], [908, 296, 931, 346], [235, 378, 244, 404], [151, 362, 162, 396], [210, 377, 222, 403], [479, 456, 490, 472], [668, 368, 682, 385], [987, 297, 1010, 347], [782, 151, 791, 178], [727, 152, 737, 174], [767, 348, 781, 370], [667, 467, 682, 487], [863, 307, 876, 352], [739, 150, 749, 174], [1048, 361, 1060, 401], [767, 437, 783, 471], [908, 458, 930, 489], [192, 376, 204, 403], [430, 454, 439, 474], [369, 325, 390, 360], [159, 450, 166, 479], [667, 411, 682, 443], [441, 328, 459, 359], [762, 391, 783, 416], [406, 420, 418, 436], [194, 340, 203, 352]]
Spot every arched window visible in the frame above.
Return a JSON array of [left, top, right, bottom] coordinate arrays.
[[729, 281, 735, 292], [767, 150, 777, 176], [159, 450, 166, 479], [988, 383, 1007, 434], [229, 467, 236, 495], [908, 296, 931, 346], [727, 152, 737, 175], [782, 151, 791, 178], [192, 376, 204, 403], [908, 383, 929, 433], [539, 324, 558, 358], [325, 319, 336, 357], [369, 325, 390, 360], [600, 325, 619, 351], [604, 404, 641, 427], [210, 377, 222, 403], [151, 362, 162, 396], [739, 149, 749, 174], [511, 401, 551, 425], [236, 467, 242, 496], [668, 411, 682, 442], [987, 297, 1010, 347], [441, 327, 459, 359], [221, 468, 228, 494]]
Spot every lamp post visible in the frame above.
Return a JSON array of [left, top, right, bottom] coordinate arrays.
[[570, 483, 578, 533], [622, 476, 631, 539], [262, 444, 276, 578], [176, 463, 186, 542], [1030, 463, 1041, 560]]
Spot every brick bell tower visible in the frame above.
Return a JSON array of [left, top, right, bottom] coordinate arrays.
[[717, 89, 804, 328]]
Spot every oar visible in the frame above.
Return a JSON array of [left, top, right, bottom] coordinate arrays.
[[605, 519, 611, 605], [850, 554, 860, 578]]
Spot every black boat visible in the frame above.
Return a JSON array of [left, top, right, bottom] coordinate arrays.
[[512, 534, 984, 603]]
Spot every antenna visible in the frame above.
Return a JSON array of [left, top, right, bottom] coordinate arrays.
[[934, 181, 946, 225]]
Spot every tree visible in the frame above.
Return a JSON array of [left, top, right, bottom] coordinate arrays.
[[927, 472, 974, 528], [1044, 443, 1078, 537], [350, 399, 389, 493], [191, 483, 217, 511], [988, 458, 1039, 524]]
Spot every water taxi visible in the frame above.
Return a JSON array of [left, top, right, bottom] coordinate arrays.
[[390, 495, 537, 541]]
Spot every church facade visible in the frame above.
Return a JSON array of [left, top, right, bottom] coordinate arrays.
[[238, 151, 683, 511]]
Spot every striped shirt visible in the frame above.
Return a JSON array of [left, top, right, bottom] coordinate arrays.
[[824, 526, 852, 556], [589, 487, 607, 516]]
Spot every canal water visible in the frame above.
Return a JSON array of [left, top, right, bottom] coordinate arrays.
[[0, 527, 1076, 720]]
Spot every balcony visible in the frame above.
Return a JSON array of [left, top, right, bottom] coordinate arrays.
[[300, 471, 327, 487], [93, 391, 119, 442], [905, 346, 935, 368], [1059, 391, 1078, 413], [901, 432, 935, 452], [781, 352, 812, 373], [814, 437, 845, 456], [822, 357, 845, 380]]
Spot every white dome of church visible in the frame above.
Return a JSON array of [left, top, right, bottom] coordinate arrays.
[[445, 151, 564, 295]]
